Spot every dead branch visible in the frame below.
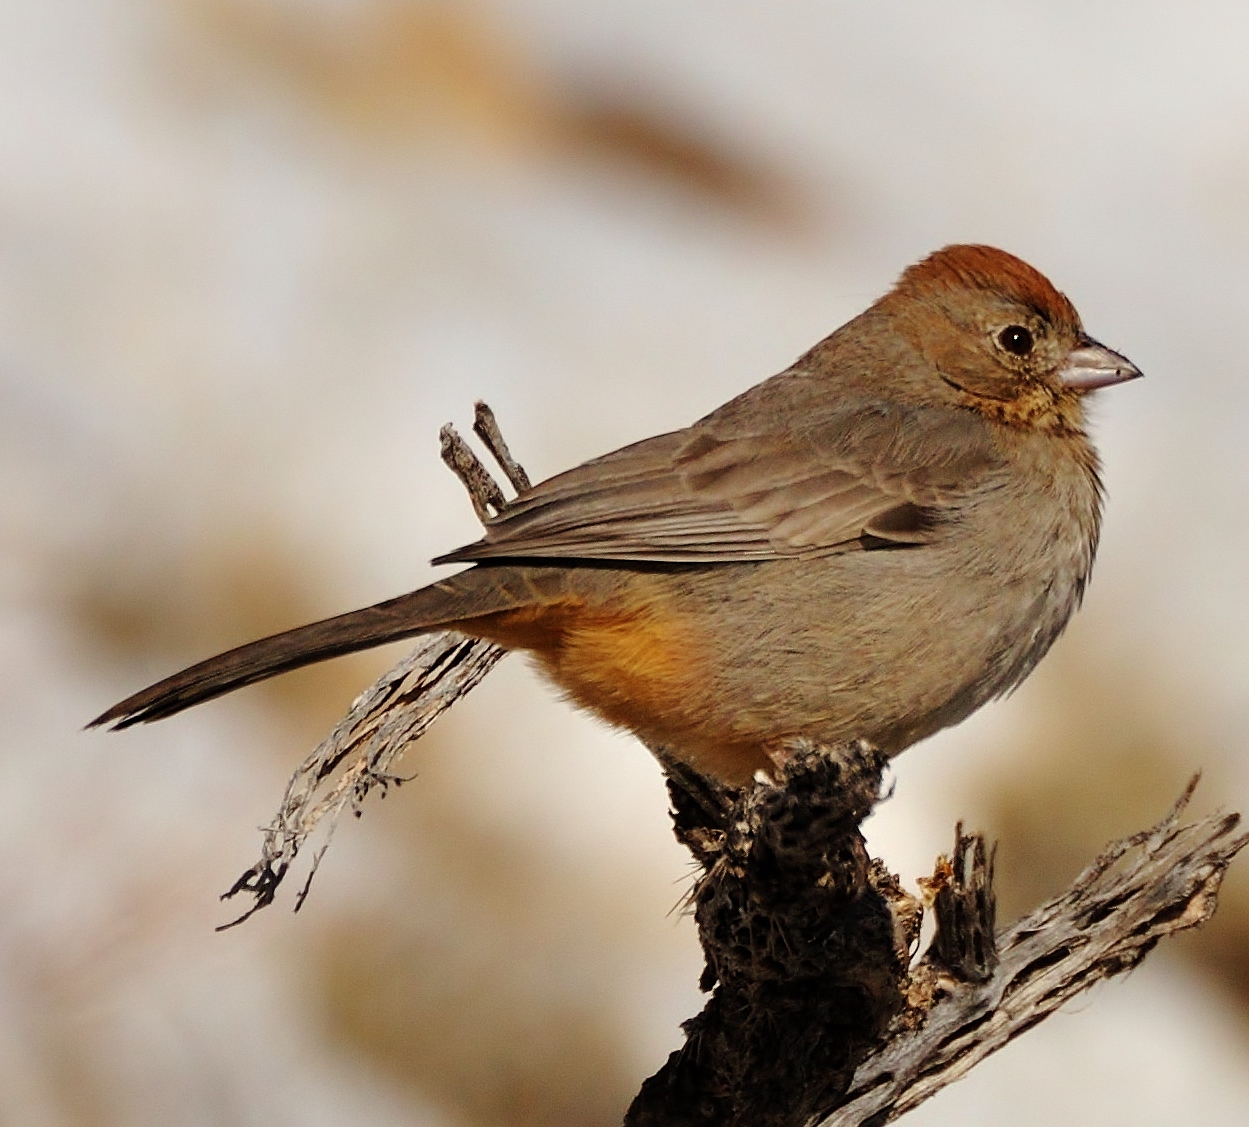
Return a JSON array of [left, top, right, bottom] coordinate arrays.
[[219, 633, 504, 926], [626, 740, 910, 1127], [924, 825, 997, 984], [825, 780, 1247, 1126], [641, 762, 1246, 1127], [473, 400, 531, 492], [220, 416, 518, 925], [439, 422, 508, 522]]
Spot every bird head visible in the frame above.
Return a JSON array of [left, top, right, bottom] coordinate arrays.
[[885, 244, 1141, 429]]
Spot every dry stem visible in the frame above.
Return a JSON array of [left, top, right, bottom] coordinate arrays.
[[220, 413, 520, 924]]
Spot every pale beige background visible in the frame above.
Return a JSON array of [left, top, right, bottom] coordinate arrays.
[[3, 2, 1249, 1124]]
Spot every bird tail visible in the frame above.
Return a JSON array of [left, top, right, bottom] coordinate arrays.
[[89, 568, 531, 730]]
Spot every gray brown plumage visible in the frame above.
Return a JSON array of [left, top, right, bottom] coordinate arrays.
[[91, 245, 1140, 784]]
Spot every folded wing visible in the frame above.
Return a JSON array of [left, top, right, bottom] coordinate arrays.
[[437, 399, 1002, 565]]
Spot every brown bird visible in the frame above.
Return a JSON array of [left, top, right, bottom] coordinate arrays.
[[92, 245, 1140, 785]]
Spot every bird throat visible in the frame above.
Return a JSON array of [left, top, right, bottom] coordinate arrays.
[[945, 378, 1086, 434]]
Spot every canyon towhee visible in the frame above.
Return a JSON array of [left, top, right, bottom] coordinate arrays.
[[92, 245, 1140, 784]]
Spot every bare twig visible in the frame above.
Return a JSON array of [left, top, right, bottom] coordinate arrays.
[[640, 766, 1245, 1127], [219, 633, 504, 926], [474, 400, 531, 492], [822, 780, 1247, 1126], [222, 405, 521, 921], [439, 423, 507, 521]]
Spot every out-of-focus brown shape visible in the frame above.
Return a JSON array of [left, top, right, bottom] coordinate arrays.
[[315, 804, 641, 1127], [184, 0, 546, 145], [969, 637, 1249, 1010], [562, 99, 807, 225], [64, 522, 392, 741], [1187, 857, 1249, 1004], [179, 0, 809, 226]]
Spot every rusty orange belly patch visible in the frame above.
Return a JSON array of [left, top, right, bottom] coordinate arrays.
[[458, 597, 772, 783]]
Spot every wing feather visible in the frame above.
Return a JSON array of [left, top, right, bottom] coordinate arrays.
[[436, 397, 1002, 565]]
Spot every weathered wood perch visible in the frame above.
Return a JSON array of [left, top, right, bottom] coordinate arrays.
[[826, 776, 1244, 1126], [220, 403, 1247, 1123], [625, 740, 909, 1126], [637, 754, 1246, 1126]]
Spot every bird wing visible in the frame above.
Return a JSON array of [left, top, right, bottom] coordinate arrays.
[[437, 398, 1004, 565]]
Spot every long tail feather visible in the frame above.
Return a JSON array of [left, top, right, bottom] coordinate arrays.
[[89, 573, 510, 730]]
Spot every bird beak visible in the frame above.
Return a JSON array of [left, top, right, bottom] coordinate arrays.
[[1058, 338, 1143, 391]]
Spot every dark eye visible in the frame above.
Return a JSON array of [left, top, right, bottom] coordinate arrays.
[[998, 325, 1034, 356]]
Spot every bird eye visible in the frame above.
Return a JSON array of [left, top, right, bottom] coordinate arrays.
[[998, 325, 1034, 356]]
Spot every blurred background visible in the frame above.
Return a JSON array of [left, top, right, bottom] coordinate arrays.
[[3, 1, 1249, 1123]]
